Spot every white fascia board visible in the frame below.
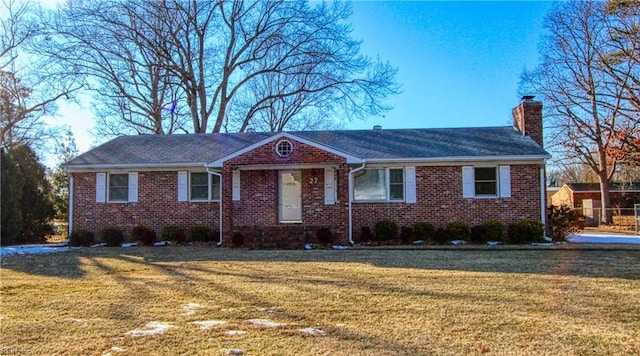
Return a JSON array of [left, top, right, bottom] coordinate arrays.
[[237, 163, 340, 171], [64, 162, 207, 173], [360, 155, 550, 167], [206, 132, 362, 167]]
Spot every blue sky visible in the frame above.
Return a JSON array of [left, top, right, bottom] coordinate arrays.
[[44, 1, 554, 153], [348, 0, 553, 130]]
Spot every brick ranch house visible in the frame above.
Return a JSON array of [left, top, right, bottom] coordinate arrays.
[[63, 97, 550, 246]]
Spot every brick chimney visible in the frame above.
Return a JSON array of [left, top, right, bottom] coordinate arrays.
[[512, 95, 543, 147]]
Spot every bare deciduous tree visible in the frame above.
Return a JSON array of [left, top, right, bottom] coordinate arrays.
[[48, 0, 398, 135], [0, 0, 80, 148], [521, 0, 639, 223], [42, 0, 186, 136]]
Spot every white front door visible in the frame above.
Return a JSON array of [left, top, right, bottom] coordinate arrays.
[[279, 171, 302, 222]]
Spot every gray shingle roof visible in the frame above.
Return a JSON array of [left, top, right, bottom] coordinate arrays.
[[294, 127, 548, 159], [64, 126, 550, 168]]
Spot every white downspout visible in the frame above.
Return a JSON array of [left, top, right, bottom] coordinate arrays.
[[348, 161, 366, 245], [68, 174, 74, 236], [207, 168, 224, 247], [540, 165, 547, 238]]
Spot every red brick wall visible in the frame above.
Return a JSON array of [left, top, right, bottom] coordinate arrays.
[[513, 99, 543, 147], [352, 164, 544, 239], [71, 171, 220, 237], [224, 138, 350, 242]]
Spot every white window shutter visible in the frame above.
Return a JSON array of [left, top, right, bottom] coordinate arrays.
[[177, 171, 188, 202], [324, 168, 335, 205], [96, 173, 106, 203], [232, 170, 240, 201], [128, 172, 138, 202], [499, 165, 511, 198], [405, 166, 417, 203], [462, 166, 475, 198]]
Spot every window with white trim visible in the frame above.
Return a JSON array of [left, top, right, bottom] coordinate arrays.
[[108, 173, 129, 202], [474, 167, 497, 196], [189, 172, 220, 201], [354, 168, 405, 201], [462, 165, 511, 198], [275, 140, 293, 157]]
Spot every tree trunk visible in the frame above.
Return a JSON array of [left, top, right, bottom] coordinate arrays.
[[597, 172, 613, 224]]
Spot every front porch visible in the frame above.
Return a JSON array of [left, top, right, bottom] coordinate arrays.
[[233, 225, 338, 249]]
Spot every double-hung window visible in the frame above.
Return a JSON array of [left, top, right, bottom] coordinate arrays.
[[189, 172, 220, 201], [108, 173, 129, 202], [97, 172, 137, 203], [474, 167, 497, 196], [353, 168, 405, 201], [462, 165, 511, 198]]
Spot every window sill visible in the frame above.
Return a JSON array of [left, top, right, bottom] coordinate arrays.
[[353, 200, 406, 203]]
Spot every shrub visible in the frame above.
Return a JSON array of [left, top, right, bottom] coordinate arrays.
[[374, 220, 398, 242], [399, 226, 414, 244], [187, 225, 213, 243], [316, 228, 334, 245], [100, 227, 125, 247], [68, 229, 94, 247], [507, 220, 545, 244], [547, 205, 584, 242], [470, 220, 504, 244], [443, 221, 470, 242], [161, 225, 186, 244], [232, 233, 244, 247], [413, 222, 435, 243], [433, 227, 448, 245], [131, 225, 157, 246], [359, 226, 373, 243]]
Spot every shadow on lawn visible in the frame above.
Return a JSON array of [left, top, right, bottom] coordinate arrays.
[[1, 246, 639, 280]]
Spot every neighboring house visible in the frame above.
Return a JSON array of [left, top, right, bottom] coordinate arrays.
[[550, 183, 640, 209], [63, 97, 550, 246]]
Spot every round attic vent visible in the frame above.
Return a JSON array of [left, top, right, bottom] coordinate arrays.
[[275, 139, 293, 157]]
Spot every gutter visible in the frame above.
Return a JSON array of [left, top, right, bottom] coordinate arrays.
[[348, 161, 367, 245], [207, 168, 224, 247]]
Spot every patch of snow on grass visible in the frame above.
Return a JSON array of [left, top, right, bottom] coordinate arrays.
[[153, 241, 170, 246], [531, 242, 555, 246], [248, 318, 285, 327], [193, 320, 226, 330], [102, 346, 126, 355], [299, 327, 326, 336], [0, 244, 71, 256], [568, 233, 640, 244], [67, 318, 86, 323], [125, 322, 176, 337], [254, 307, 276, 313], [222, 349, 244, 355], [450, 240, 467, 245], [121, 242, 138, 248], [224, 330, 247, 336], [91, 243, 107, 248], [181, 303, 203, 315]]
